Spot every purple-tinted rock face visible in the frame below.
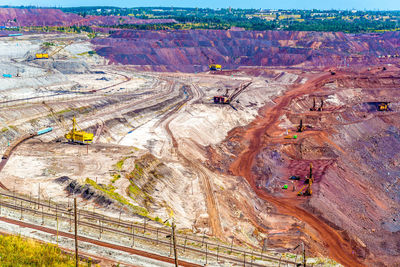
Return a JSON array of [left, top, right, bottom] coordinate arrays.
[[92, 29, 400, 72], [0, 8, 82, 26]]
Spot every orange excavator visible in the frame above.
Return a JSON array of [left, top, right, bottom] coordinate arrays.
[[214, 82, 252, 105], [297, 163, 313, 196]]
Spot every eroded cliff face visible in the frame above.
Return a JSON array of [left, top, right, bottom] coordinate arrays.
[[92, 29, 400, 72]]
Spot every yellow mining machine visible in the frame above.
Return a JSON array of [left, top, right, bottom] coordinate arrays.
[[297, 119, 306, 133], [297, 163, 313, 196], [36, 41, 73, 60], [209, 64, 222, 71], [65, 117, 94, 144], [378, 102, 389, 111], [35, 53, 49, 59]]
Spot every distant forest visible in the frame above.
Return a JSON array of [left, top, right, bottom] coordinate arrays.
[[1, 6, 398, 33], [58, 7, 400, 33]]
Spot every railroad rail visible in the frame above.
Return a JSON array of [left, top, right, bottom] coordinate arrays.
[[0, 191, 300, 266]]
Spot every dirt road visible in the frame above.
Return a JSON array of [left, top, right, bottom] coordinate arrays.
[[229, 72, 364, 267], [164, 83, 223, 238]]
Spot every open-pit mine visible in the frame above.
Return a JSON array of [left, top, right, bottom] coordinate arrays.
[[0, 8, 399, 267]]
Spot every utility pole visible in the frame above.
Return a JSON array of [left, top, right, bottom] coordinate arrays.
[[172, 221, 178, 267], [74, 197, 79, 267], [302, 242, 306, 267]]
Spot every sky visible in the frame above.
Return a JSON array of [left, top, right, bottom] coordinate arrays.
[[0, 0, 399, 10]]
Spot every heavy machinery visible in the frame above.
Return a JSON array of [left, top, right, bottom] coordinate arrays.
[[378, 102, 389, 111], [284, 135, 298, 139], [318, 99, 324, 111], [297, 119, 306, 133], [297, 163, 313, 196], [310, 98, 323, 111], [35, 41, 73, 60], [35, 53, 49, 59], [209, 64, 222, 71], [65, 117, 93, 144], [214, 81, 252, 105]]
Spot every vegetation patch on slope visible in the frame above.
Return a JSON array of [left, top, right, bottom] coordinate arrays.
[[0, 234, 77, 266]]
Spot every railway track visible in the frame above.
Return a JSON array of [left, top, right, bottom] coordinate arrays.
[[0, 191, 298, 266]]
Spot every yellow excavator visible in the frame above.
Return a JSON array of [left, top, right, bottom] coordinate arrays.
[[378, 102, 389, 111], [65, 117, 93, 144], [36, 41, 73, 60], [297, 119, 306, 133], [297, 163, 313, 196], [209, 64, 222, 71]]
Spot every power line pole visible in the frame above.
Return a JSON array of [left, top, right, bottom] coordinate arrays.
[[74, 197, 79, 267], [172, 221, 178, 267]]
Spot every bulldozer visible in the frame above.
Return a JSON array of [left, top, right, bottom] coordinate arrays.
[[65, 117, 93, 144]]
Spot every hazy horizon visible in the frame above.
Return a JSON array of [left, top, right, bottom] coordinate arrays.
[[0, 0, 399, 11]]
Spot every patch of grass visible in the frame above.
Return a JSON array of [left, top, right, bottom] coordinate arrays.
[[43, 41, 55, 46], [1, 127, 8, 132], [128, 184, 141, 197], [115, 159, 125, 170], [85, 178, 149, 217], [111, 173, 121, 183], [127, 181, 154, 205], [54, 109, 71, 115], [135, 163, 144, 174], [72, 106, 92, 114], [0, 234, 77, 266], [127, 163, 144, 180], [8, 125, 17, 131]]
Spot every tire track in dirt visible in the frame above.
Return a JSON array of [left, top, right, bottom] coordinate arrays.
[[163, 83, 223, 238], [229, 72, 364, 267]]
